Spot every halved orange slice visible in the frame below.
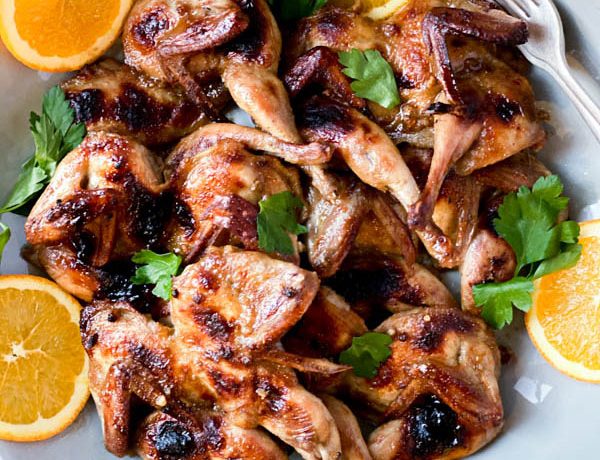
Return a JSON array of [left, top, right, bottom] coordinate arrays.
[[0, 0, 133, 72], [527, 219, 600, 383], [0, 275, 89, 441]]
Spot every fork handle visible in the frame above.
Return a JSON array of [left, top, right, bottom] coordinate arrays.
[[544, 60, 600, 144]]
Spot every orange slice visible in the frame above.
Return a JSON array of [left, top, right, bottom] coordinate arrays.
[[526, 219, 600, 383], [0, 275, 89, 441], [0, 0, 133, 72], [361, 0, 413, 20]]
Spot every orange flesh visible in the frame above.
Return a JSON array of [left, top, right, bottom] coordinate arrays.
[[534, 234, 600, 370], [0, 288, 84, 424], [13, 0, 120, 56]]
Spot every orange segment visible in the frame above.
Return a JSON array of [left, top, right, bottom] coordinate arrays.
[[526, 219, 600, 383], [0, 0, 133, 72], [0, 275, 89, 441]]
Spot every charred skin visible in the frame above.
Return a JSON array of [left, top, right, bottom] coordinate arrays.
[[123, 0, 300, 142], [347, 308, 503, 460], [82, 247, 344, 460], [61, 58, 228, 147], [24, 132, 168, 303], [165, 136, 304, 263], [287, 3, 544, 267]]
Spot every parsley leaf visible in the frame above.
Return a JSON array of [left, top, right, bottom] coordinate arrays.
[[268, 0, 327, 21], [473, 277, 534, 329], [0, 223, 10, 264], [257, 191, 307, 255], [0, 87, 85, 261], [339, 332, 393, 378], [131, 250, 182, 300], [0, 86, 85, 214], [473, 175, 582, 329], [338, 49, 400, 109], [533, 243, 582, 280]]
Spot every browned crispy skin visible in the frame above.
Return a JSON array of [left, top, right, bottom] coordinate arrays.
[[460, 225, 516, 314], [285, 46, 365, 110], [165, 137, 303, 263], [327, 257, 457, 323], [24, 132, 168, 302], [299, 96, 420, 210], [403, 147, 481, 268], [123, 0, 300, 142], [306, 170, 417, 278], [61, 58, 227, 147], [287, 3, 544, 267], [82, 247, 344, 459], [136, 410, 289, 459], [284, 287, 368, 360], [473, 151, 551, 192], [342, 308, 503, 460], [80, 301, 173, 456]]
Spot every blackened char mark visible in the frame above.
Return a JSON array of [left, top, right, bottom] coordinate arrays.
[[70, 230, 96, 263], [95, 261, 156, 313], [299, 96, 355, 143], [153, 420, 195, 458], [255, 377, 287, 414], [327, 264, 426, 309], [405, 394, 464, 459], [116, 84, 172, 132], [192, 308, 233, 341], [492, 95, 523, 123], [106, 168, 170, 247], [132, 7, 170, 49], [68, 83, 204, 143], [66, 89, 104, 123], [222, 0, 267, 63], [174, 199, 196, 238], [413, 310, 475, 352]]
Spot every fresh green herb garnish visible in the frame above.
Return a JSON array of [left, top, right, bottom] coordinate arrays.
[[339, 332, 393, 378], [0, 86, 85, 214], [473, 176, 582, 329], [267, 0, 327, 21], [338, 49, 400, 109], [473, 277, 534, 329], [0, 86, 85, 262], [131, 250, 183, 300], [257, 191, 307, 256], [0, 223, 10, 263]]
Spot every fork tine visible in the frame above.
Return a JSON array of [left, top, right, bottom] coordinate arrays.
[[511, 0, 533, 17], [494, 0, 530, 20]]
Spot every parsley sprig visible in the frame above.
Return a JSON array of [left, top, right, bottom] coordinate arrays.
[[131, 250, 183, 301], [338, 49, 400, 109], [268, 0, 327, 20], [0, 86, 85, 262], [473, 176, 582, 329], [339, 332, 393, 378], [1, 86, 86, 214], [257, 191, 307, 255], [0, 223, 10, 263]]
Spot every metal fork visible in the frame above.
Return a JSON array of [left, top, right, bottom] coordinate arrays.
[[495, 0, 600, 143]]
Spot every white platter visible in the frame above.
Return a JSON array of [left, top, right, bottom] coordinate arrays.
[[0, 1, 599, 458]]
